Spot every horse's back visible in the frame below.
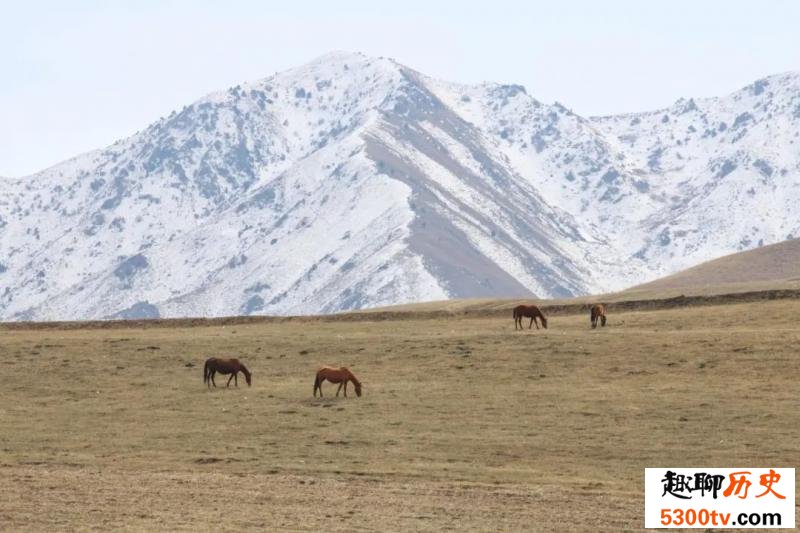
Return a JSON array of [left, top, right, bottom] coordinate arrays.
[[516, 304, 541, 316], [317, 365, 344, 375], [213, 357, 240, 365], [317, 366, 352, 382], [206, 357, 243, 373], [513, 304, 530, 315]]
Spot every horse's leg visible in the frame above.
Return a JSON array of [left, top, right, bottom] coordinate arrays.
[[226, 373, 234, 387], [336, 382, 343, 397], [211, 371, 217, 388], [343, 381, 348, 397], [234, 372, 238, 387]]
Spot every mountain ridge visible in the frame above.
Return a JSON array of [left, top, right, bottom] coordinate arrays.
[[2, 52, 799, 320]]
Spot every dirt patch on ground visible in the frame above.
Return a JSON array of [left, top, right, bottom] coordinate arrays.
[[2, 466, 638, 531]]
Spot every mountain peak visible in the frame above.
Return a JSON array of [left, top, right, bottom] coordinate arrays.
[[279, 51, 403, 80], [3, 57, 800, 321]]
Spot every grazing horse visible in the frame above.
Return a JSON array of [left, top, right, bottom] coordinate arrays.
[[513, 305, 548, 330], [313, 366, 362, 398], [203, 357, 252, 388], [590, 304, 607, 329]]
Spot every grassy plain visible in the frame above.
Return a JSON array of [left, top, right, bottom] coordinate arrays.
[[1, 298, 799, 530]]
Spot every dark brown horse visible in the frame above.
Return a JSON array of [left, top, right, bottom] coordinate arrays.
[[590, 304, 607, 328], [313, 366, 362, 397], [513, 305, 548, 330], [203, 357, 252, 388]]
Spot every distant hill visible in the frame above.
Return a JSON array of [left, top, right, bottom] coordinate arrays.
[[629, 238, 800, 291], [358, 239, 800, 316]]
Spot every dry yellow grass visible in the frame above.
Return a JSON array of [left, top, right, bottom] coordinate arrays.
[[360, 280, 800, 317], [2, 299, 799, 531], [631, 238, 800, 292]]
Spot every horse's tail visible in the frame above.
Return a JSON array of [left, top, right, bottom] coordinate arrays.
[[313, 373, 321, 396], [203, 359, 210, 384]]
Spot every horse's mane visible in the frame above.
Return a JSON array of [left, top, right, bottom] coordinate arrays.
[[343, 367, 361, 385]]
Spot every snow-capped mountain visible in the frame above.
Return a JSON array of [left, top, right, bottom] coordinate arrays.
[[2, 52, 799, 320]]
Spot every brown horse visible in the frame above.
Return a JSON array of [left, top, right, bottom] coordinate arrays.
[[313, 366, 362, 397], [513, 305, 548, 330], [590, 304, 607, 329], [203, 357, 252, 388]]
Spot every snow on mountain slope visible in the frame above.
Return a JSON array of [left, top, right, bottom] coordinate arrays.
[[592, 73, 800, 275], [2, 53, 799, 320]]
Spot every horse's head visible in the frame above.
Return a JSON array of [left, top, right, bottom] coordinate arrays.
[[244, 370, 252, 386], [354, 381, 362, 397], [541, 316, 548, 329]]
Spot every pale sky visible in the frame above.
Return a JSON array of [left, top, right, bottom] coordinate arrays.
[[2, 0, 799, 177]]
